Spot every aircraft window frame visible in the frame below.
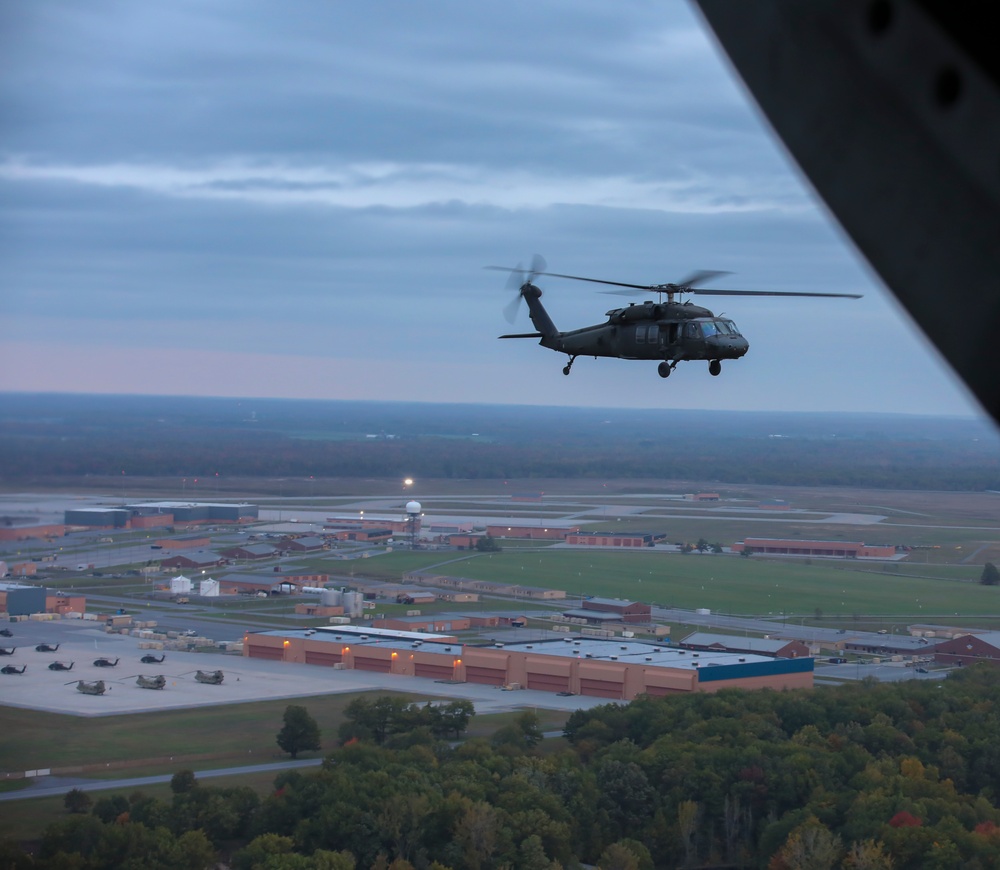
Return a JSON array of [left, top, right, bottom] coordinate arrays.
[[635, 325, 647, 344], [683, 322, 701, 339], [647, 324, 659, 343], [700, 320, 719, 338]]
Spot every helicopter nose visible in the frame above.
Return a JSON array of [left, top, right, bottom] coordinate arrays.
[[709, 335, 749, 358]]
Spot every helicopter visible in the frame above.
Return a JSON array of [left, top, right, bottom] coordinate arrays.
[[488, 256, 860, 378], [1, 664, 26, 675], [135, 674, 166, 690], [194, 669, 224, 685], [48, 661, 74, 671], [35, 643, 60, 652], [140, 653, 165, 664], [93, 657, 120, 668], [0, 647, 15, 656], [76, 679, 107, 695], [0, 628, 12, 637]]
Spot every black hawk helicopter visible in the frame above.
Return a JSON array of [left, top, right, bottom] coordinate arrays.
[[489, 256, 860, 378]]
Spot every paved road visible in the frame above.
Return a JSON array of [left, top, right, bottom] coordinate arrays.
[[0, 758, 324, 803]]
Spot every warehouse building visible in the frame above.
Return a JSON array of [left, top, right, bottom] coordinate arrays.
[[487, 524, 579, 540], [326, 516, 418, 534], [932, 632, 1000, 666], [243, 627, 813, 699], [0, 582, 47, 616], [679, 631, 811, 659], [565, 531, 663, 548], [64, 508, 131, 528], [582, 597, 651, 623], [731, 538, 896, 558]]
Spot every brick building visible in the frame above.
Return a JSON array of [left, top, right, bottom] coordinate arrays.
[[244, 628, 813, 699]]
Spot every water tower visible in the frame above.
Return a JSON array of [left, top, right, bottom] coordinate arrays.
[[405, 500, 421, 549]]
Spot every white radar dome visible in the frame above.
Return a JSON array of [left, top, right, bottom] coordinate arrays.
[[405, 501, 422, 514]]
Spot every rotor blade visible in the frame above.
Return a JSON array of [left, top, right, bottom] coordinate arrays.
[[677, 269, 732, 288], [527, 253, 547, 282], [600, 287, 862, 299], [535, 270, 658, 291], [686, 288, 863, 299], [503, 293, 523, 324]]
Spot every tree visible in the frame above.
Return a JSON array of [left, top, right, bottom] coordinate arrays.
[[741, 546, 754, 558], [170, 769, 198, 794], [277, 704, 321, 759], [981, 562, 1000, 586], [476, 535, 501, 552], [64, 788, 92, 814], [431, 700, 475, 739]]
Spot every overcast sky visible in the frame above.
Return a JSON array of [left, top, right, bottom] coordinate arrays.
[[0, 1, 984, 417]]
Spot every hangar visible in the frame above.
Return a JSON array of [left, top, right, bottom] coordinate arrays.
[[243, 626, 813, 700]]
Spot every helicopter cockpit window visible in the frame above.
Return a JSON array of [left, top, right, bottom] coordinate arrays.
[[700, 320, 718, 337], [683, 322, 701, 339]]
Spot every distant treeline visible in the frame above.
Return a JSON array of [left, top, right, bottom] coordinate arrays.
[[1, 394, 998, 490]]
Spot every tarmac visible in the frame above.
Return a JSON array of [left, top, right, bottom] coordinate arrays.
[[0, 617, 608, 718]]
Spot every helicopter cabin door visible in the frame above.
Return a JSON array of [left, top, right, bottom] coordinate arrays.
[[633, 323, 662, 357]]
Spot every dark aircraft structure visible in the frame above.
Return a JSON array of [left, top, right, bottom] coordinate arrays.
[[47, 661, 74, 671], [1, 664, 26, 675], [76, 680, 107, 695], [0, 628, 12, 637], [0, 647, 15, 656], [140, 653, 165, 664], [135, 674, 166, 690], [491, 257, 859, 379], [35, 643, 60, 652], [194, 669, 224, 685], [93, 657, 119, 668], [694, 1, 1000, 422]]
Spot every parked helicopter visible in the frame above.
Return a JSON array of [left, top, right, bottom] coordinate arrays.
[[93, 657, 120, 668], [76, 679, 107, 695], [136, 674, 166, 690], [0, 647, 15, 656], [48, 661, 74, 671], [0, 628, 12, 637], [140, 653, 165, 664], [194, 669, 224, 685], [1, 664, 26, 675], [489, 256, 861, 378], [35, 643, 60, 652]]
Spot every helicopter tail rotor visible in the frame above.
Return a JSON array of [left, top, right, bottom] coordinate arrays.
[[486, 254, 547, 323]]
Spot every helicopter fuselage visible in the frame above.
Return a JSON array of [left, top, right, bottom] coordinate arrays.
[[547, 301, 748, 362], [504, 285, 748, 378]]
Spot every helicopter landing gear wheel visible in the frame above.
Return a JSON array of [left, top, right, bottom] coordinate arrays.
[[657, 361, 672, 379], [709, 359, 721, 377], [562, 356, 577, 376]]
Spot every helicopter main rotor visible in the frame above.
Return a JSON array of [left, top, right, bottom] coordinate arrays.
[[531, 267, 863, 302]]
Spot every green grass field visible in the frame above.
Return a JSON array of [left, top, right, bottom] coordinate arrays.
[[0, 692, 426, 775], [350, 548, 997, 618]]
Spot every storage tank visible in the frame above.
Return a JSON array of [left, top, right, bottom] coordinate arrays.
[[199, 578, 220, 597], [342, 591, 364, 618], [321, 588, 343, 607], [170, 576, 192, 594]]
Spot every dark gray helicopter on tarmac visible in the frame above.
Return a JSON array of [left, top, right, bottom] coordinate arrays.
[[489, 256, 860, 378]]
